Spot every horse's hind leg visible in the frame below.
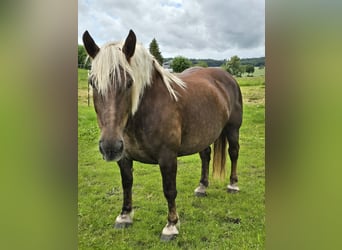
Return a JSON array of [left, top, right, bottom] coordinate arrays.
[[226, 126, 240, 193], [194, 146, 211, 197]]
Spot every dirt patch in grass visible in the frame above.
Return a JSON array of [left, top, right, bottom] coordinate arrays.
[[241, 85, 265, 105]]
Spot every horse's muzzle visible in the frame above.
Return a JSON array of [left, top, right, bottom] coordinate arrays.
[[99, 139, 124, 161]]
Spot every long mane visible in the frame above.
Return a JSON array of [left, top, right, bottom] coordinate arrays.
[[89, 41, 186, 114]]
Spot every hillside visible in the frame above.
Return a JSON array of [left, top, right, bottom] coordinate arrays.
[[163, 57, 265, 68]]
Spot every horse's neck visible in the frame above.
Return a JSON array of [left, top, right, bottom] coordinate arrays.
[[132, 69, 173, 118]]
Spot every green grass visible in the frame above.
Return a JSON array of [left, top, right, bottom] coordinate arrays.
[[78, 68, 265, 249], [238, 67, 265, 86]]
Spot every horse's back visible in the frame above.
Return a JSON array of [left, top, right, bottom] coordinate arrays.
[[178, 67, 242, 116], [180, 67, 239, 89]]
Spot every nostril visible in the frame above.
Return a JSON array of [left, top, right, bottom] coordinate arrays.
[[99, 139, 123, 153], [115, 140, 124, 152]]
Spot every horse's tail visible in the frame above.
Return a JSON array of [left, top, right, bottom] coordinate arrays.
[[212, 132, 227, 180]]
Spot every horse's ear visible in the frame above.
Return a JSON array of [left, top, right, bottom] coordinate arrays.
[[82, 30, 100, 59], [122, 29, 136, 61]]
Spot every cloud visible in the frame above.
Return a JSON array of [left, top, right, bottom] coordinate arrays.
[[78, 0, 264, 59]]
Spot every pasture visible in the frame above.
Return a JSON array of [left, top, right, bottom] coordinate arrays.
[[78, 68, 265, 249]]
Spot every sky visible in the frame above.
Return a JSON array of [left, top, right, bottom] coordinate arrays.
[[78, 0, 264, 60]]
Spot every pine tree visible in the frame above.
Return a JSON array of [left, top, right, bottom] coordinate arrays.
[[149, 38, 163, 65]]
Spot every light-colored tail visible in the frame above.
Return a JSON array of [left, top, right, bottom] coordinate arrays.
[[212, 132, 227, 180]]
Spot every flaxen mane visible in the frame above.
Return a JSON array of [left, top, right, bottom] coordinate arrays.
[[89, 41, 186, 114]]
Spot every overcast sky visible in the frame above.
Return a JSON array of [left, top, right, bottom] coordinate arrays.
[[78, 0, 264, 60]]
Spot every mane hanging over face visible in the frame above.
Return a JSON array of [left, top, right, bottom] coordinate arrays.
[[89, 40, 186, 114]]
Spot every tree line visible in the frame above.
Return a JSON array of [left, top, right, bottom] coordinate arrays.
[[78, 38, 264, 76]]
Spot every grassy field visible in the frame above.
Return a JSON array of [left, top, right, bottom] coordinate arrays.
[[78, 68, 265, 249]]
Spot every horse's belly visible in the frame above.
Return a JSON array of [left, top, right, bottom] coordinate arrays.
[[178, 139, 216, 156], [178, 123, 223, 155]]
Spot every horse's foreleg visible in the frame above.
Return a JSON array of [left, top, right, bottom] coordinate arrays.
[[226, 127, 240, 193], [115, 158, 134, 228], [159, 155, 179, 241], [194, 146, 211, 196]]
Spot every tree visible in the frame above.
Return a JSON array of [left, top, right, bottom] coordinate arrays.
[[194, 60, 208, 67], [246, 64, 255, 76], [171, 56, 192, 73], [225, 55, 242, 76], [240, 65, 246, 76], [149, 38, 163, 65]]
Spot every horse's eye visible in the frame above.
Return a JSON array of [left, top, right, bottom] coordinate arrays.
[[127, 79, 133, 89]]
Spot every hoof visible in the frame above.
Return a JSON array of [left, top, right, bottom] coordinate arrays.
[[227, 184, 240, 193], [194, 191, 207, 197], [160, 233, 177, 241], [114, 222, 132, 229], [194, 183, 207, 197], [160, 222, 179, 241], [114, 212, 133, 229]]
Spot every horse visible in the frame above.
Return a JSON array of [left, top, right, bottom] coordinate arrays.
[[82, 29, 243, 241]]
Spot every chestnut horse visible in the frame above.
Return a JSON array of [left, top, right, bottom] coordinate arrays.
[[82, 30, 243, 241]]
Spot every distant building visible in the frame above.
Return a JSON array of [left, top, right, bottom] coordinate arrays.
[[163, 60, 173, 72]]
